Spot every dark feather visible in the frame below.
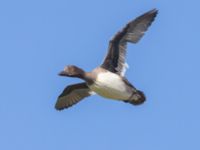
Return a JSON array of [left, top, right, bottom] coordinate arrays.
[[55, 82, 92, 110], [101, 9, 158, 75]]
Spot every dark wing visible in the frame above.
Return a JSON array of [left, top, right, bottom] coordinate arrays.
[[55, 82, 92, 110], [101, 9, 158, 76]]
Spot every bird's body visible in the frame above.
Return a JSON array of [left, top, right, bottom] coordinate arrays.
[[55, 9, 158, 110], [88, 69, 132, 100]]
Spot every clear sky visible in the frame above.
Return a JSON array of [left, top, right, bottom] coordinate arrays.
[[1, 0, 200, 150]]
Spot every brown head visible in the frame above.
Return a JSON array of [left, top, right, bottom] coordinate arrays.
[[59, 65, 85, 79]]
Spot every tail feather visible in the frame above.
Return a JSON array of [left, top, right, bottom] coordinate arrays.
[[125, 90, 146, 105]]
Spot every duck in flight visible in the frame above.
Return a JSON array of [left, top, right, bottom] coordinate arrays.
[[55, 9, 158, 110]]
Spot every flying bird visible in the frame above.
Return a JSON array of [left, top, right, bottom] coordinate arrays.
[[55, 9, 158, 110]]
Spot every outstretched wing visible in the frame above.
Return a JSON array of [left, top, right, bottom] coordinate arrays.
[[55, 82, 92, 110], [101, 9, 158, 76]]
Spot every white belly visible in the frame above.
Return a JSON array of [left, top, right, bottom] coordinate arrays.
[[88, 72, 132, 100]]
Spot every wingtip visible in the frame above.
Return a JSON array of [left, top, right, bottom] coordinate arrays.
[[54, 101, 70, 111], [54, 104, 63, 111], [145, 8, 158, 23], [137, 8, 158, 23], [54, 100, 66, 111], [149, 8, 159, 14]]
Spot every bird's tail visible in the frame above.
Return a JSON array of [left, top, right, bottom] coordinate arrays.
[[128, 90, 146, 105]]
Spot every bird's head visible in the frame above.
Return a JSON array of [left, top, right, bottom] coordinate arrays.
[[59, 65, 85, 78]]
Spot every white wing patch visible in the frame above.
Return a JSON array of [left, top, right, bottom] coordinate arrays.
[[120, 62, 129, 76], [89, 91, 96, 95]]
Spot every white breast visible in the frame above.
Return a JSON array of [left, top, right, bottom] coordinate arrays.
[[89, 72, 132, 100]]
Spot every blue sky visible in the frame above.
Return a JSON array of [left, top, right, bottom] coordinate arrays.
[[1, 0, 200, 150]]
